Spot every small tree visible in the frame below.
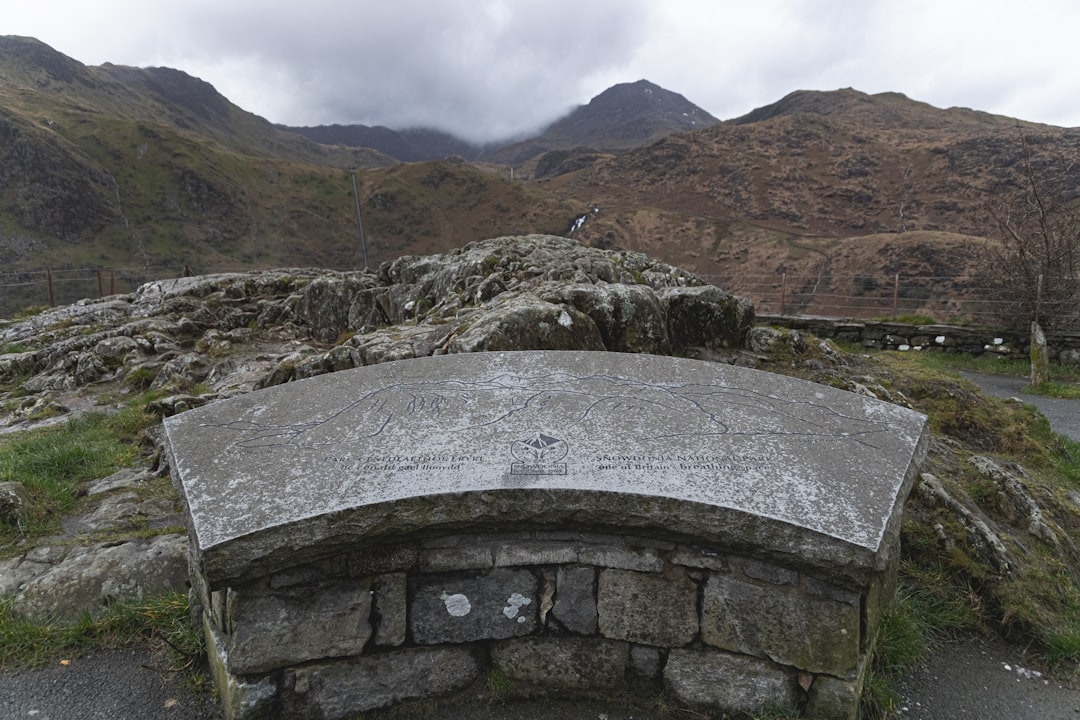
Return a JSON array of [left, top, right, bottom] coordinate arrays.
[[983, 128, 1080, 336]]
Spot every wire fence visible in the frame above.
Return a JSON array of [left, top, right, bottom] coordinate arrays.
[[696, 272, 1005, 324], [0, 265, 1061, 330]]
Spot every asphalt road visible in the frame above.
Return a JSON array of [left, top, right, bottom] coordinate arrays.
[[961, 371, 1080, 442]]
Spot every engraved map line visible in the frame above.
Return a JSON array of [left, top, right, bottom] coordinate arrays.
[[198, 370, 900, 453]]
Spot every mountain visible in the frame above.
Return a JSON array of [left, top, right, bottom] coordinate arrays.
[[538, 87, 1080, 316], [280, 79, 719, 165], [283, 124, 486, 163], [3, 37, 1080, 323], [0, 36, 402, 295], [486, 79, 721, 165]]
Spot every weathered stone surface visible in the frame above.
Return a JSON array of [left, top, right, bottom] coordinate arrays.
[[164, 351, 928, 588], [0, 481, 31, 525], [419, 546, 494, 572], [577, 545, 663, 572], [628, 644, 664, 685], [742, 558, 799, 586], [541, 283, 671, 354], [669, 545, 729, 572], [82, 492, 177, 532], [9, 534, 188, 622], [411, 568, 538, 644], [373, 573, 407, 647], [285, 646, 482, 718], [86, 467, 154, 496], [660, 285, 755, 351], [701, 574, 860, 675], [804, 672, 861, 720], [495, 542, 578, 567], [491, 637, 629, 691], [204, 619, 278, 720], [225, 580, 372, 674], [597, 568, 698, 646], [664, 649, 798, 716], [551, 566, 598, 634], [446, 295, 605, 353]]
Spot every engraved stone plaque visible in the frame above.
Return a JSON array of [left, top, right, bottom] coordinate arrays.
[[164, 351, 928, 587]]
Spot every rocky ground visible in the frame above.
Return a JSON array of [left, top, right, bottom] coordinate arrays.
[[1, 234, 1079, 718]]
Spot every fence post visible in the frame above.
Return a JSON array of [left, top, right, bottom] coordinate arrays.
[[780, 272, 787, 315], [97, 269, 104, 298], [892, 273, 900, 320], [110, 270, 115, 295], [47, 269, 54, 307]]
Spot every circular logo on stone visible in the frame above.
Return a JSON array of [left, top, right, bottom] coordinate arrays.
[[511, 433, 568, 463]]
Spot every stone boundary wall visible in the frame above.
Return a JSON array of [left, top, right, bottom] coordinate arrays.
[[197, 530, 885, 720], [758, 314, 1080, 365]]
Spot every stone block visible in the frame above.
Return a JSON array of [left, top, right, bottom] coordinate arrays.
[[669, 545, 729, 572], [578, 545, 663, 572], [345, 543, 418, 575], [495, 542, 578, 566], [285, 646, 482, 719], [204, 618, 277, 720], [419, 546, 494, 572], [551, 566, 597, 634], [742, 558, 798, 586], [225, 581, 372, 674], [628, 644, 664, 687], [804, 673, 861, 720], [664, 649, 798, 716], [411, 568, 538, 644], [269, 565, 324, 589], [491, 637, 628, 691], [598, 568, 697, 646], [701, 575, 859, 675], [373, 573, 407, 646]]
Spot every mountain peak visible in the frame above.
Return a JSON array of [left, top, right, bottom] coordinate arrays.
[[0, 35, 97, 87], [731, 87, 1026, 133], [551, 79, 720, 143], [484, 79, 720, 164]]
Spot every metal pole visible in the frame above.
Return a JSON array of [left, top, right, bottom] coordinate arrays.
[[350, 169, 369, 270]]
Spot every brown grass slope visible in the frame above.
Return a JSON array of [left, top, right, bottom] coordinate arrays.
[[541, 88, 1080, 318]]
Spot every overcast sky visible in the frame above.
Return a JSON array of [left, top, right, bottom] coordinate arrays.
[[8, 0, 1080, 143]]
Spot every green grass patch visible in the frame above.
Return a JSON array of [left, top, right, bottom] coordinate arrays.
[[911, 350, 1080, 384], [0, 592, 203, 671], [862, 570, 985, 717], [0, 408, 156, 544], [1025, 380, 1080, 399]]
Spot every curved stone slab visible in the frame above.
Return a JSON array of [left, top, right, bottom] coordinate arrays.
[[164, 351, 928, 587]]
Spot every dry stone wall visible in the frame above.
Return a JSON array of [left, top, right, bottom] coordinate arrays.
[[761, 314, 1080, 365], [199, 531, 879, 720], [166, 351, 928, 720]]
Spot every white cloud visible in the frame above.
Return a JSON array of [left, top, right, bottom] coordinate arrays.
[[5, 0, 1080, 138]]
